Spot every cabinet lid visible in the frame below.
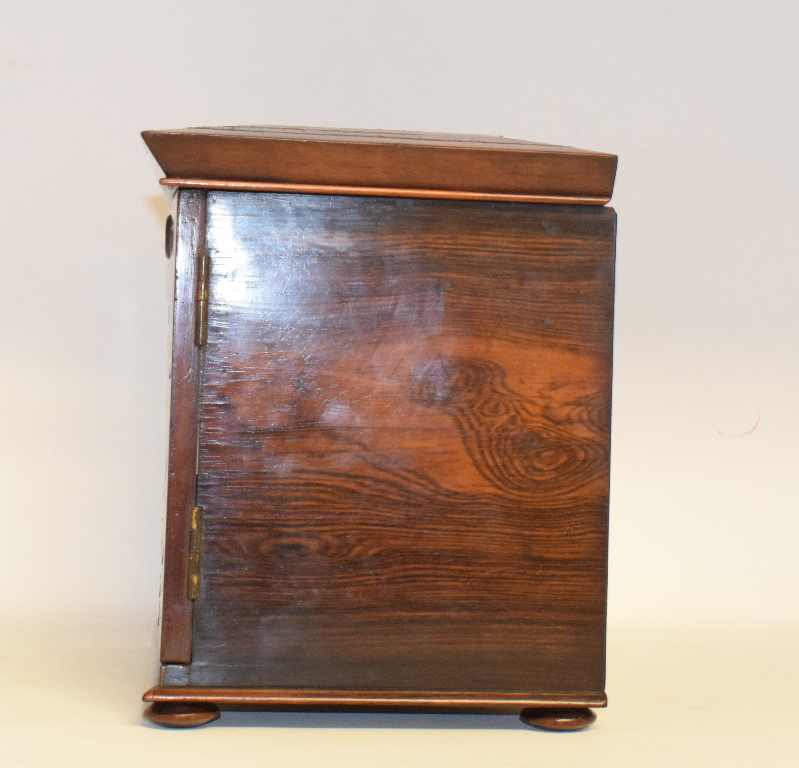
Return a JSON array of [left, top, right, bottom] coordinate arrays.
[[142, 125, 617, 205]]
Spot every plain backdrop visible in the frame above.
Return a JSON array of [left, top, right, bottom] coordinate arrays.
[[1, 1, 797, 766]]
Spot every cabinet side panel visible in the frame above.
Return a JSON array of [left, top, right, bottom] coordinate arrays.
[[192, 194, 614, 692], [160, 189, 206, 663]]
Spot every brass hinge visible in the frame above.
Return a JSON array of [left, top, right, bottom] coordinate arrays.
[[187, 505, 204, 599], [194, 252, 210, 346]]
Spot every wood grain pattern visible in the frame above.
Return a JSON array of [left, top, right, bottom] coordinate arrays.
[[142, 126, 617, 202], [159, 189, 206, 663], [184, 193, 615, 695], [409, 357, 608, 496]]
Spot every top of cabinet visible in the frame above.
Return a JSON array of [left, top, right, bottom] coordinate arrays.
[[142, 125, 617, 205]]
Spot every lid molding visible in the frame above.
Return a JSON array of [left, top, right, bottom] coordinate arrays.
[[143, 126, 617, 204]]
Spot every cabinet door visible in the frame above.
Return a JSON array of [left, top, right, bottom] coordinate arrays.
[[188, 191, 615, 694]]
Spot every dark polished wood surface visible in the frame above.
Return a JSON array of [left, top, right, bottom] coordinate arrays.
[[142, 126, 617, 202], [179, 192, 614, 695], [159, 189, 206, 663]]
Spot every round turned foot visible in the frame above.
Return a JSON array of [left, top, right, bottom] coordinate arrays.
[[520, 707, 596, 732], [144, 702, 220, 728]]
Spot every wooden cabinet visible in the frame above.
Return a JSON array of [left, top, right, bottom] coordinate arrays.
[[141, 127, 617, 731]]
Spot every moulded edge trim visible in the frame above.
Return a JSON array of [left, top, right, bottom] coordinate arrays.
[[160, 178, 610, 206], [143, 685, 608, 711]]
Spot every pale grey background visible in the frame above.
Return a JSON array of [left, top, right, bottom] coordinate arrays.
[[1, 1, 797, 765]]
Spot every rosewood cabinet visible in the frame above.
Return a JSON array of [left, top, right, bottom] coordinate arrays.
[[141, 127, 617, 731]]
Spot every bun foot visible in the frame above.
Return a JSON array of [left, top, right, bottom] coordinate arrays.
[[144, 702, 221, 728], [520, 707, 596, 732]]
